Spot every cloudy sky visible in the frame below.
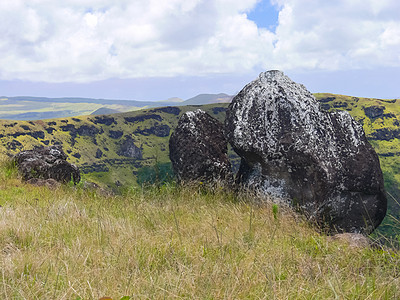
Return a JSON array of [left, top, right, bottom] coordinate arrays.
[[0, 0, 399, 100]]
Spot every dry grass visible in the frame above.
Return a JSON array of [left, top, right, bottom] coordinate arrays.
[[0, 162, 399, 299]]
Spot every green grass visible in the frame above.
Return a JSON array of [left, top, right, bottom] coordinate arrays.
[[1, 158, 400, 299]]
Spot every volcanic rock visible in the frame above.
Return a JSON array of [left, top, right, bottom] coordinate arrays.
[[225, 70, 386, 234], [117, 136, 142, 159], [169, 109, 232, 184], [13, 145, 81, 184], [364, 106, 385, 119]]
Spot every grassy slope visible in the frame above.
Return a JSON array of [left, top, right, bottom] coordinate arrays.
[[0, 95, 399, 237], [0, 159, 399, 299], [0, 104, 231, 191]]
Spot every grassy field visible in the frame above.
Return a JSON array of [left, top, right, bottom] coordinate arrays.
[[1, 158, 400, 299]]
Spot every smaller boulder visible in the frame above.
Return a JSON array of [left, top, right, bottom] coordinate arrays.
[[13, 145, 81, 184], [169, 109, 232, 184]]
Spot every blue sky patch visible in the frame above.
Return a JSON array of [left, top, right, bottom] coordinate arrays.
[[247, 0, 279, 31]]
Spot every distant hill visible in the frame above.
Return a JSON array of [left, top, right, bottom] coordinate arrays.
[[91, 107, 122, 115], [182, 93, 233, 105], [0, 94, 232, 120]]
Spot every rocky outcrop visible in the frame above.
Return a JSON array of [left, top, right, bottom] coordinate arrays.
[[91, 116, 116, 125], [364, 106, 385, 119], [134, 124, 171, 137], [117, 136, 142, 159], [169, 110, 232, 184], [150, 107, 181, 115], [95, 148, 103, 159], [13, 145, 81, 184], [109, 130, 123, 139], [124, 114, 162, 124], [225, 70, 387, 234]]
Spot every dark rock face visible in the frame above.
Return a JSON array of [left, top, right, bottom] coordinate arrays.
[[320, 103, 331, 111], [169, 109, 232, 184], [91, 116, 116, 125], [364, 106, 385, 119], [212, 107, 227, 115], [13, 145, 81, 184], [150, 106, 181, 115], [9, 131, 45, 139], [124, 114, 162, 123], [60, 124, 101, 137], [370, 128, 400, 141], [134, 124, 171, 137], [46, 127, 56, 134], [95, 148, 103, 159], [8, 140, 23, 151], [109, 130, 123, 139], [117, 136, 142, 159], [225, 70, 387, 234]]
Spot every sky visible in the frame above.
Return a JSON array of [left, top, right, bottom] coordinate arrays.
[[0, 0, 399, 100]]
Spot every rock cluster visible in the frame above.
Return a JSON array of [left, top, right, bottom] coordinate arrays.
[[225, 70, 386, 233], [169, 70, 387, 234], [169, 109, 232, 184], [13, 145, 81, 184]]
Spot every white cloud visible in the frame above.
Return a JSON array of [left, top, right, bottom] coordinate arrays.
[[272, 0, 400, 71], [0, 0, 399, 82]]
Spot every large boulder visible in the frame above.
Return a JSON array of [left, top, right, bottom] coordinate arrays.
[[13, 145, 81, 184], [169, 109, 233, 184], [226, 70, 387, 234]]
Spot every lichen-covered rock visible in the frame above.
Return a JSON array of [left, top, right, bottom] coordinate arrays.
[[226, 70, 386, 234], [13, 145, 81, 184], [169, 109, 232, 184]]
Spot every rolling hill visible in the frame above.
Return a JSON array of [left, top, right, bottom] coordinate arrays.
[[0, 94, 231, 120]]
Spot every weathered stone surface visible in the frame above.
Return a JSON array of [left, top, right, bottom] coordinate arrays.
[[117, 136, 142, 159], [134, 124, 171, 137], [364, 106, 385, 119], [226, 70, 386, 234], [13, 145, 81, 184], [169, 109, 232, 184]]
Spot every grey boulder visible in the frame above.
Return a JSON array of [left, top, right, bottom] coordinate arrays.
[[169, 109, 233, 184], [225, 70, 386, 234], [13, 145, 81, 184]]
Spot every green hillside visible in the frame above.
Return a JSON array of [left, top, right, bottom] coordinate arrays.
[[0, 94, 399, 238], [0, 159, 399, 298], [0, 104, 233, 191]]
